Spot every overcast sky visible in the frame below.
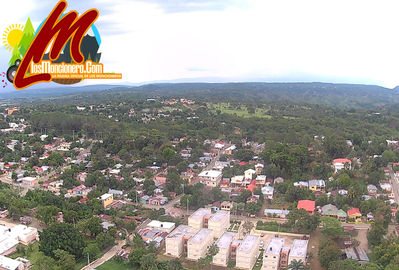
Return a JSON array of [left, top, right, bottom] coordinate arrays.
[[1, 0, 399, 89]]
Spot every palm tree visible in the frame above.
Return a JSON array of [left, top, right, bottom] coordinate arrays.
[[287, 259, 306, 270]]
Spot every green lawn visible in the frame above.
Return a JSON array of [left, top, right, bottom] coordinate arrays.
[[252, 249, 264, 270], [209, 103, 272, 119], [96, 259, 130, 270]]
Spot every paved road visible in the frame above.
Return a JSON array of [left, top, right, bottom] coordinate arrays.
[[80, 239, 126, 270], [388, 165, 399, 204]]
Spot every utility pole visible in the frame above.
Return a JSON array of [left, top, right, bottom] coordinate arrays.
[[87, 253, 90, 265]]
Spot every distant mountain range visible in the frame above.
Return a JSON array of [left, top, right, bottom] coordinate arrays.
[[2, 82, 399, 109]]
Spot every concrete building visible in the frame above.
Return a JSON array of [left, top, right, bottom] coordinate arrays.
[[0, 255, 24, 270], [198, 170, 223, 187], [147, 220, 176, 233], [236, 235, 260, 269], [213, 232, 236, 267], [165, 225, 197, 257], [99, 193, 113, 209], [187, 228, 214, 261], [263, 238, 284, 270], [188, 208, 211, 230], [0, 225, 38, 256], [208, 210, 230, 238], [21, 177, 37, 186], [279, 246, 291, 269], [288, 240, 308, 265]]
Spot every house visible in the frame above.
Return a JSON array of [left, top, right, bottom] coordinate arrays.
[[294, 181, 309, 188], [244, 169, 256, 180], [308, 179, 325, 192], [320, 204, 338, 217], [333, 158, 352, 173], [147, 220, 176, 233], [274, 177, 284, 184], [261, 186, 274, 200], [347, 208, 362, 223], [367, 185, 378, 195], [221, 201, 233, 211], [255, 175, 267, 186], [0, 255, 25, 270], [231, 175, 245, 187], [255, 163, 264, 174], [345, 247, 369, 263], [263, 238, 284, 270], [148, 196, 168, 206], [198, 170, 222, 187], [225, 145, 236, 155], [99, 194, 113, 209], [21, 177, 37, 186], [297, 200, 315, 215], [380, 181, 392, 192], [213, 232, 236, 267]]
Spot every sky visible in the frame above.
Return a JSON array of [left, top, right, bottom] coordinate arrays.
[[1, 0, 399, 90]]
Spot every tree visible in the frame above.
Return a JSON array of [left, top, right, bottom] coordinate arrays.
[[78, 216, 103, 237], [328, 259, 360, 270], [30, 252, 56, 270], [318, 237, 341, 268], [36, 205, 60, 225], [83, 243, 101, 261], [287, 259, 307, 270], [243, 220, 254, 235], [367, 220, 386, 246], [39, 223, 86, 258], [320, 216, 345, 239], [287, 209, 320, 234], [53, 249, 76, 270], [96, 232, 115, 250]]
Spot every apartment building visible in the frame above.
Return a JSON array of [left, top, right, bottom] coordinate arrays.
[[208, 210, 230, 238], [213, 232, 236, 267], [165, 225, 197, 257], [188, 208, 211, 230], [236, 235, 260, 269], [263, 238, 284, 270], [187, 228, 214, 261], [288, 239, 308, 265], [279, 246, 291, 269]]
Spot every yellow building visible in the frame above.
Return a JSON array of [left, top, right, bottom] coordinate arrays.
[[99, 193, 113, 209]]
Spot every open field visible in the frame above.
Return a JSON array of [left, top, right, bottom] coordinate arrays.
[[96, 259, 130, 270], [209, 103, 272, 118]]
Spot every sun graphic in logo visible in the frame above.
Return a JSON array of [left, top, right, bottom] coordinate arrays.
[[2, 24, 24, 52]]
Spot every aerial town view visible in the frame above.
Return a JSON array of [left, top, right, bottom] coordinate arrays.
[[2, 1, 399, 270]]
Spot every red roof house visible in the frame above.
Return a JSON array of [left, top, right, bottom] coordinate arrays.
[[297, 200, 316, 215]]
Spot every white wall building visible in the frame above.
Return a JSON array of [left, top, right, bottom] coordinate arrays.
[[187, 228, 214, 261], [236, 235, 260, 269], [263, 238, 284, 270], [213, 232, 236, 267], [288, 239, 308, 265], [198, 170, 223, 187]]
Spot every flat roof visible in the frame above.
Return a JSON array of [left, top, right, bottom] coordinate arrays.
[[0, 255, 22, 270], [265, 238, 284, 256], [238, 235, 259, 252], [148, 220, 175, 229], [290, 239, 308, 258], [198, 170, 222, 178], [167, 225, 196, 239], [189, 228, 213, 243], [99, 193, 113, 200], [216, 232, 236, 249], [209, 210, 229, 222], [189, 208, 211, 220]]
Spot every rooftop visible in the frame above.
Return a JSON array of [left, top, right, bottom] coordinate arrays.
[[189, 208, 211, 220], [198, 170, 222, 178], [189, 228, 213, 243], [209, 210, 229, 223], [167, 225, 195, 239], [148, 220, 175, 230], [290, 239, 308, 258], [0, 255, 22, 270], [265, 238, 285, 256], [99, 193, 113, 200], [238, 235, 259, 252], [216, 232, 236, 249]]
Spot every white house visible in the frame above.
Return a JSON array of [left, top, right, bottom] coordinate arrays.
[[261, 186, 274, 200]]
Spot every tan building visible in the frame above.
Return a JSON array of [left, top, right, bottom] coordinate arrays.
[[208, 210, 230, 238], [236, 235, 260, 269], [99, 193, 113, 209], [187, 228, 214, 261], [198, 170, 223, 187], [263, 238, 284, 270], [288, 240, 308, 265], [21, 177, 37, 186], [188, 208, 211, 230], [213, 232, 236, 267], [165, 225, 197, 257]]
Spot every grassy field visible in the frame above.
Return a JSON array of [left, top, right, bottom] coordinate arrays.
[[96, 259, 130, 270], [209, 103, 272, 118]]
